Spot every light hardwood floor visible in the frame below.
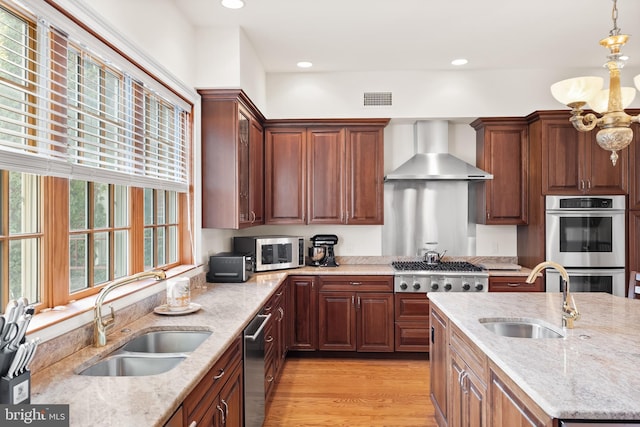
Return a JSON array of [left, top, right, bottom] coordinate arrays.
[[264, 353, 437, 427]]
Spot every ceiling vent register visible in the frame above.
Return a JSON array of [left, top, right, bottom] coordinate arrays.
[[363, 92, 392, 106]]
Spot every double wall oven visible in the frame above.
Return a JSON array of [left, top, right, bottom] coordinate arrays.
[[545, 195, 626, 296]]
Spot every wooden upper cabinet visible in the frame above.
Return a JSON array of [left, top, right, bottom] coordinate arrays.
[[264, 127, 306, 224], [471, 118, 528, 225], [264, 119, 389, 225], [530, 111, 628, 195], [345, 127, 385, 225], [199, 89, 266, 229], [307, 128, 345, 224]]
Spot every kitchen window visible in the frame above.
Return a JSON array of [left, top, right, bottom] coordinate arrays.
[[0, 1, 193, 315]]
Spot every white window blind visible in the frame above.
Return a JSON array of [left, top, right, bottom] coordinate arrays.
[[0, 2, 190, 192]]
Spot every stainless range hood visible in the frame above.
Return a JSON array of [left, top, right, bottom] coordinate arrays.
[[384, 120, 493, 181]]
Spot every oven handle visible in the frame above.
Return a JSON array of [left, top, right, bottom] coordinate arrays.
[[546, 210, 625, 216], [548, 268, 625, 276]]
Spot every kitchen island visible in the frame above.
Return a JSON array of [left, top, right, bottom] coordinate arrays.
[[428, 292, 640, 425]]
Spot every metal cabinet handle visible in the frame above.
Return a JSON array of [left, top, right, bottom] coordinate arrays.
[[267, 375, 274, 383], [265, 335, 274, 343], [351, 295, 355, 306], [357, 296, 361, 309], [250, 211, 256, 223], [278, 307, 284, 320], [506, 282, 521, 287], [216, 404, 226, 425], [222, 399, 229, 419], [350, 282, 362, 286], [189, 421, 197, 427], [213, 368, 225, 380], [587, 180, 592, 190]]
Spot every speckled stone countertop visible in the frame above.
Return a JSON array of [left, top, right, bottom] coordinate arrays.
[[428, 292, 640, 421], [30, 264, 393, 427]]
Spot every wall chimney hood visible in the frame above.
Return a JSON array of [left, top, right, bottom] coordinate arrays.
[[384, 120, 493, 181]]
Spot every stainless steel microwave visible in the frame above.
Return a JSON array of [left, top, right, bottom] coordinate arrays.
[[233, 235, 304, 272]]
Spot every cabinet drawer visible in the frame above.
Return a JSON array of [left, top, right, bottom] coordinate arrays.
[[394, 293, 429, 321], [318, 275, 393, 292], [489, 276, 543, 292], [184, 335, 242, 421], [394, 321, 430, 352]]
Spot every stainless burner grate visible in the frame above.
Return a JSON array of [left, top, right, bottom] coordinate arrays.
[[391, 261, 484, 272]]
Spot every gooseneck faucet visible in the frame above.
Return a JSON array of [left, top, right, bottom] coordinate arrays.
[[93, 270, 167, 347], [526, 261, 580, 329]]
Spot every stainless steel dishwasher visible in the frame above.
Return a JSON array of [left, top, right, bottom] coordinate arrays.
[[244, 310, 271, 427]]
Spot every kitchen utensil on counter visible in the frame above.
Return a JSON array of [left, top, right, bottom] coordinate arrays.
[[0, 322, 17, 352], [9, 313, 31, 351], [308, 234, 339, 267], [3, 300, 17, 324], [423, 242, 447, 265]]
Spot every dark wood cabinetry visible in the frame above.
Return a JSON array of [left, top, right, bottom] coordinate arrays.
[[264, 282, 288, 401], [183, 335, 243, 427], [430, 304, 448, 427], [489, 275, 543, 292], [471, 118, 528, 225], [529, 111, 628, 195], [199, 89, 266, 229], [317, 275, 394, 352], [394, 293, 430, 352], [288, 275, 318, 350], [264, 119, 388, 225]]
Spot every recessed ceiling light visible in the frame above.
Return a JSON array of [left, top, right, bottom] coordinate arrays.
[[297, 61, 313, 68], [451, 58, 468, 66], [221, 0, 244, 9]]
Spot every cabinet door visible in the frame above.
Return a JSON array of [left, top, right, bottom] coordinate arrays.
[[583, 129, 628, 195], [489, 276, 543, 292], [430, 306, 448, 426], [237, 108, 251, 226], [307, 128, 345, 224], [448, 350, 466, 427], [344, 127, 384, 224], [265, 128, 306, 224], [541, 117, 583, 194], [216, 363, 243, 427], [288, 276, 317, 350], [249, 118, 264, 224], [357, 292, 394, 352], [450, 349, 487, 427], [318, 291, 356, 351], [473, 119, 528, 225]]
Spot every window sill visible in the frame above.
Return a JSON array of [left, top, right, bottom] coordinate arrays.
[[28, 265, 203, 341]]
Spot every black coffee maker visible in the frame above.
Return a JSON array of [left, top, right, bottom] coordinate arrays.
[[308, 234, 339, 267]]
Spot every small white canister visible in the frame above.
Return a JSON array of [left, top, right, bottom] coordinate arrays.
[[166, 277, 191, 311]]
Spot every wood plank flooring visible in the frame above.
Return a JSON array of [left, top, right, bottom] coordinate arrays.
[[264, 353, 437, 427]]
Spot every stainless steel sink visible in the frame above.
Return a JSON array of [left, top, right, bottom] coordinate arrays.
[[77, 329, 212, 377], [121, 330, 212, 353], [79, 354, 185, 377], [479, 318, 564, 339]]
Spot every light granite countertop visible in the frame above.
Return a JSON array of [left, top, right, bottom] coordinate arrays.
[[428, 292, 640, 421], [30, 264, 393, 427]]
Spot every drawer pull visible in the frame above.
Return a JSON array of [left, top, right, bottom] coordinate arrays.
[[189, 422, 197, 427], [350, 281, 362, 286], [213, 368, 225, 380], [506, 282, 522, 287], [265, 335, 274, 343], [266, 375, 275, 383]]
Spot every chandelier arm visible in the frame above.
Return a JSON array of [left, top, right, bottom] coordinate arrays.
[[570, 113, 599, 132]]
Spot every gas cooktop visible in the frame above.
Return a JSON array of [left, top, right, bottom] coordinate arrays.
[[391, 260, 484, 273], [391, 260, 488, 293]]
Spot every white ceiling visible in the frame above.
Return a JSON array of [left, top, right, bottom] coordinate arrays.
[[173, 0, 640, 74]]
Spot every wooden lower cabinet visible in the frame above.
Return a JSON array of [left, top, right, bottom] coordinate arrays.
[[264, 282, 287, 401], [489, 275, 544, 292], [430, 304, 554, 427], [183, 336, 243, 427], [395, 293, 430, 352], [489, 363, 552, 427], [430, 305, 448, 427], [317, 275, 394, 352], [288, 275, 318, 350]]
